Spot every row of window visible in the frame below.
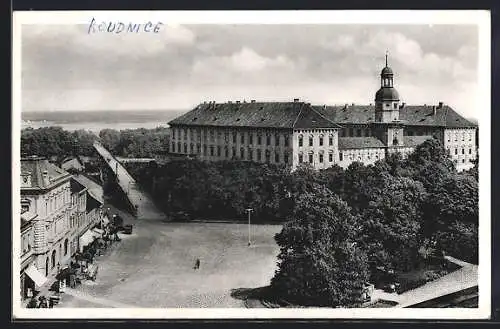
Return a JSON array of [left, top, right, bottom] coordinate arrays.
[[447, 133, 473, 142], [298, 152, 335, 164], [173, 142, 290, 164], [298, 135, 335, 147], [450, 147, 474, 155], [172, 129, 291, 147]]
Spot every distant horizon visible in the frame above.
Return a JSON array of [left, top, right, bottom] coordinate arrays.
[[21, 103, 479, 121]]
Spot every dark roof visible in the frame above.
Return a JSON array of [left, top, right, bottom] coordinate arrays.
[[381, 66, 394, 75], [70, 177, 87, 194], [313, 104, 476, 128], [21, 216, 30, 229], [86, 192, 102, 212], [403, 135, 435, 147], [338, 137, 386, 150], [21, 156, 71, 189], [375, 87, 400, 101], [169, 102, 341, 129]]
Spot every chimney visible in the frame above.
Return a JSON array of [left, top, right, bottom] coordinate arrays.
[[293, 98, 300, 102], [236, 100, 241, 104], [42, 170, 50, 186], [251, 99, 256, 103], [438, 101, 444, 109], [344, 104, 349, 109], [432, 106, 437, 116], [323, 105, 327, 110]]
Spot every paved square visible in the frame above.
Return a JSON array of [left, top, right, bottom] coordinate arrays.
[[60, 221, 282, 308]]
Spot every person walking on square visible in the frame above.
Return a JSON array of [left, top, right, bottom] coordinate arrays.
[[193, 258, 200, 270]]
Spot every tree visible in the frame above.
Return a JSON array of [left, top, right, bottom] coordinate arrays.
[[422, 174, 479, 263], [360, 176, 427, 272], [406, 138, 456, 189], [271, 186, 369, 307]]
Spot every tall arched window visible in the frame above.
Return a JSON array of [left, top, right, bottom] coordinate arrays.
[[298, 135, 303, 147], [64, 239, 69, 256], [45, 257, 49, 276], [51, 250, 56, 269]]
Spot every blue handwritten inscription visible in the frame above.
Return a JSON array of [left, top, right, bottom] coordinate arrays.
[[88, 18, 164, 34]]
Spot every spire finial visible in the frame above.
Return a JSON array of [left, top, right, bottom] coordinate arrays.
[[385, 50, 388, 67]]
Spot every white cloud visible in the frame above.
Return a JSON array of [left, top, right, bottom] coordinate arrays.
[[192, 47, 294, 80]]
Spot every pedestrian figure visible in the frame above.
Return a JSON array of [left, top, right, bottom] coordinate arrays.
[[38, 296, 48, 308], [193, 258, 200, 270], [27, 297, 38, 308]]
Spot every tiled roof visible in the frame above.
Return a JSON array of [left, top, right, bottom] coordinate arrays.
[[313, 104, 476, 128], [21, 156, 71, 189], [403, 136, 435, 147], [338, 137, 386, 150], [169, 102, 341, 129], [70, 177, 87, 194]]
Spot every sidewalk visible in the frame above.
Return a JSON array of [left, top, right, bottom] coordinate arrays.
[[93, 142, 166, 221], [61, 288, 137, 308], [394, 257, 478, 308]]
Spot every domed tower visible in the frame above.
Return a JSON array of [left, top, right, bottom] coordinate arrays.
[[375, 52, 401, 123], [372, 52, 404, 147]]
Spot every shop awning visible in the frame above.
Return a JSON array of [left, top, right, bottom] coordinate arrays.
[[79, 230, 95, 252], [24, 264, 48, 288]]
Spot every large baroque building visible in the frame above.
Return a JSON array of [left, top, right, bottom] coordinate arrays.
[[168, 58, 478, 172]]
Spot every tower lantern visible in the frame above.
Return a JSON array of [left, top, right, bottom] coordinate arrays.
[[374, 51, 401, 123]]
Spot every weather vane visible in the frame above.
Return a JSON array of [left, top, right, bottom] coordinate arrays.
[[385, 50, 389, 67]]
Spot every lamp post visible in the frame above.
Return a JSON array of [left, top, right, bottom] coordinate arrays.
[[245, 208, 253, 246]]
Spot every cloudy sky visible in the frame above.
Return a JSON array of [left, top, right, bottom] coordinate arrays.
[[21, 24, 479, 118]]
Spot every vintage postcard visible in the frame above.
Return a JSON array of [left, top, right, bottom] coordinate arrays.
[[12, 10, 491, 319]]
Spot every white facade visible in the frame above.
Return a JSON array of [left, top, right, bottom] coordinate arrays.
[[443, 128, 477, 171], [170, 126, 294, 166], [292, 128, 339, 170]]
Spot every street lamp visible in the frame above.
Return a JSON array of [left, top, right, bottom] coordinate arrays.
[[245, 208, 253, 246]]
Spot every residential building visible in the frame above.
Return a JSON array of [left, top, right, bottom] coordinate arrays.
[[20, 211, 38, 301], [61, 157, 85, 173], [168, 56, 477, 172], [20, 156, 73, 283], [69, 178, 87, 256]]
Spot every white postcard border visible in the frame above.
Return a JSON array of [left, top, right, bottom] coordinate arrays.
[[12, 10, 492, 320]]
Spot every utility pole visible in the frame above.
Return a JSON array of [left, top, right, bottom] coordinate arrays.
[[245, 208, 253, 246]]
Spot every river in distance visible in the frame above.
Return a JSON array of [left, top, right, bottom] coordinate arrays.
[[21, 109, 188, 133]]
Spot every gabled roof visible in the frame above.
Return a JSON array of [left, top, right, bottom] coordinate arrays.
[[21, 156, 71, 189], [338, 137, 386, 150], [313, 104, 476, 128], [70, 177, 87, 194], [169, 102, 341, 129]]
